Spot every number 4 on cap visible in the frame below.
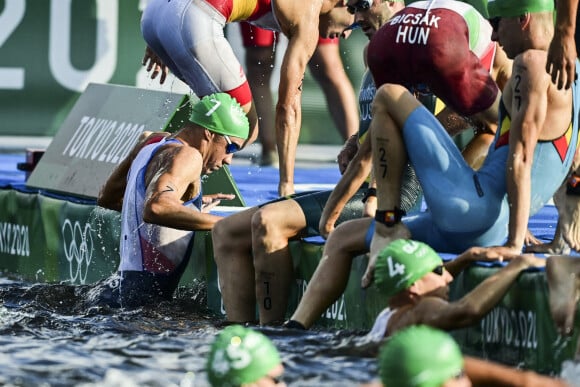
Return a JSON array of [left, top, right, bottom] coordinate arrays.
[[387, 256, 405, 277]]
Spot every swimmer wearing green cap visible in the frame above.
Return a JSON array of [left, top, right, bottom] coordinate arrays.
[[207, 325, 285, 386], [95, 92, 250, 308], [364, 239, 544, 343], [373, 239, 446, 299], [356, 0, 578, 297], [369, 325, 570, 387], [189, 93, 250, 142], [379, 325, 467, 387], [487, 0, 554, 19]]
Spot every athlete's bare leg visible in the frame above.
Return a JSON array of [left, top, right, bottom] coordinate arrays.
[[526, 222, 571, 254], [212, 207, 260, 322], [546, 255, 580, 335], [251, 199, 308, 325], [556, 186, 580, 251], [363, 84, 419, 288], [558, 156, 580, 251], [526, 179, 576, 254], [291, 218, 371, 328], [309, 43, 359, 141], [245, 45, 278, 165], [365, 223, 411, 288]]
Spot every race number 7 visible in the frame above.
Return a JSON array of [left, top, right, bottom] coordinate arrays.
[[205, 97, 222, 116]]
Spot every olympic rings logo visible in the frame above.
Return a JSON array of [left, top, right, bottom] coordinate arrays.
[[61, 219, 93, 284]]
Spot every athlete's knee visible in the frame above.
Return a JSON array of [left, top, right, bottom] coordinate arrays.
[[252, 206, 296, 247], [326, 222, 349, 244], [212, 219, 237, 252], [251, 207, 278, 239], [328, 221, 369, 255], [323, 232, 352, 259], [372, 84, 409, 116], [375, 83, 407, 102], [373, 84, 424, 129]]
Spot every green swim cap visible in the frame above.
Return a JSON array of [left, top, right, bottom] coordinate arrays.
[[206, 325, 281, 387], [373, 239, 442, 298], [189, 93, 250, 140], [379, 325, 464, 387], [487, 0, 554, 18]]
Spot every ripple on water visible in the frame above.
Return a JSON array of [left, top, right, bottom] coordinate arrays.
[[1, 278, 578, 386], [0, 279, 379, 386]]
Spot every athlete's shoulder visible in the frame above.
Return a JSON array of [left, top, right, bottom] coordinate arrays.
[[512, 49, 551, 86], [515, 48, 548, 66]]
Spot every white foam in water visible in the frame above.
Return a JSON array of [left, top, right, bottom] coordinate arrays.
[[560, 360, 580, 386], [78, 368, 203, 387]]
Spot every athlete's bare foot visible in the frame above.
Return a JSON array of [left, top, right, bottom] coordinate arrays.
[[363, 222, 410, 288], [527, 181, 577, 254], [526, 224, 571, 255], [546, 256, 580, 335], [556, 188, 580, 251]]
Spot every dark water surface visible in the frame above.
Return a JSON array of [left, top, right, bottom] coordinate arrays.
[[0, 276, 378, 387], [3, 275, 580, 386]]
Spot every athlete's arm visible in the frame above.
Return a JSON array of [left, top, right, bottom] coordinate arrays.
[[337, 134, 359, 175], [504, 52, 549, 252], [492, 43, 513, 92], [97, 132, 168, 212], [98, 155, 135, 212], [274, 0, 322, 197], [143, 145, 223, 230], [547, 0, 578, 90], [363, 172, 377, 218], [464, 356, 570, 386], [319, 133, 372, 237], [444, 244, 536, 278], [401, 256, 544, 331]]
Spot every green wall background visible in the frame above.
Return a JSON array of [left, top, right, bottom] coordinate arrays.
[[0, 0, 368, 145], [0, 0, 491, 145], [0, 1, 142, 136]]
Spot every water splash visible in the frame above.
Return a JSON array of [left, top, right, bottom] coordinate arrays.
[[34, 269, 45, 283], [0, 279, 379, 386], [560, 360, 580, 386], [553, 334, 574, 360]]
